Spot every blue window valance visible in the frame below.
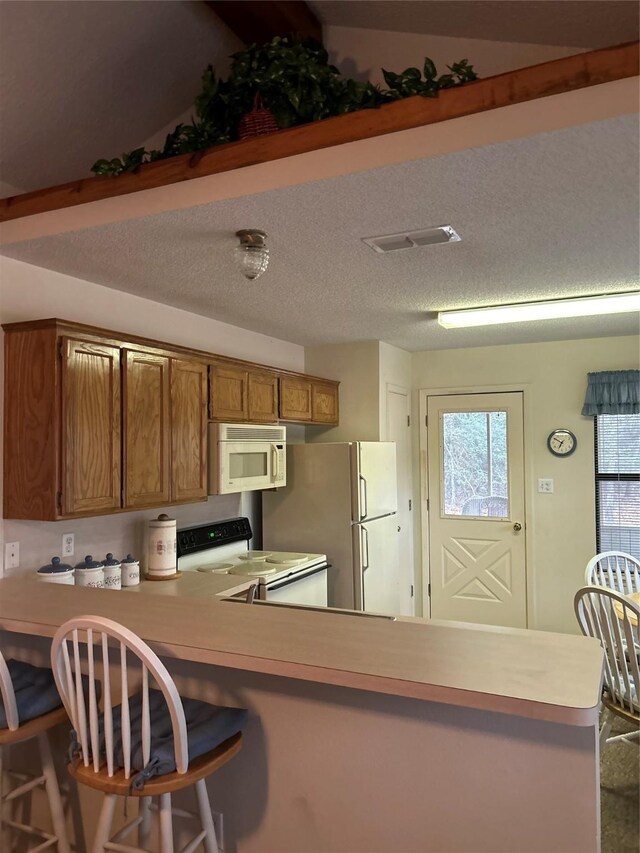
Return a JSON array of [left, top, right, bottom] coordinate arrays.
[[581, 370, 640, 416]]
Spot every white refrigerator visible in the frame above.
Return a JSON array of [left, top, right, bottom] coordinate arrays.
[[262, 442, 400, 614]]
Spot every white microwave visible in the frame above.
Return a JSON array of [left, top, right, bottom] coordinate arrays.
[[209, 423, 286, 494]]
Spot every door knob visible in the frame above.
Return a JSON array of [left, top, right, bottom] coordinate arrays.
[[513, 522, 522, 532]]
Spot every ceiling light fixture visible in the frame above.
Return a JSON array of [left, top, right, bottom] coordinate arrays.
[[235, 229, 269, 280], [438, 291, 640, 329]]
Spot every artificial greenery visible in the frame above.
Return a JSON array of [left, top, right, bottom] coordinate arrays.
[[91, 37, 477, 177]]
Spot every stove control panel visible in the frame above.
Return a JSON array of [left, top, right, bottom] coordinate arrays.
[[177, 517, 252, 558]]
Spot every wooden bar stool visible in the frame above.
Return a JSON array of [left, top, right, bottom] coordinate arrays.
[[0, 651, 71, 852], [50, 615, 246, 853]]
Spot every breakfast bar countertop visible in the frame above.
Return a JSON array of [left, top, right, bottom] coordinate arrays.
[[0, 573, 603, 727]]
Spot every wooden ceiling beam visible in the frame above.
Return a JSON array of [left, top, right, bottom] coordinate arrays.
[[0, 41, 637, 225], [205, 1, 323, 46]]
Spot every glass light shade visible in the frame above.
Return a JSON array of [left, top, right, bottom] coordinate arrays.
[[235, 245, 269, 280]]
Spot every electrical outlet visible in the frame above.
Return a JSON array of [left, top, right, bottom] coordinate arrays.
[[5, 541, 19, 570], [212, 811, 224, 851], [62, 533, 75, 557], [538, 478, 554, 494]]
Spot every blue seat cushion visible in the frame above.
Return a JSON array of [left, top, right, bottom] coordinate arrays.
[[0, 659, 63, 728], [94, 688, 247, 790]]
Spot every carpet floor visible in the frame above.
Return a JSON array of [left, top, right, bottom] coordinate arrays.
[[600, 716, 639, 853]]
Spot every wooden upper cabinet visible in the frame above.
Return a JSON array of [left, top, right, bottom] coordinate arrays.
[[312, 381, 339, 424], [122, 349, 171, 508], [248, 371, 279, 423], [279, 376, 313, 422], [171, 359, 208, 502], [62, 338, 122, 515], [209, 364, 248, 421], [210, 364, 279, 423]]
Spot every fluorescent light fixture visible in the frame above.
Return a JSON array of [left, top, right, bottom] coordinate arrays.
[[438, 291, 640, 329]]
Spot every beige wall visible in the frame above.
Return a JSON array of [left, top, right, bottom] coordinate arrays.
[[412, 334, 640, 634], [0, 257, 305, 576], [305, 341, 382, 442], [325, 25, 584, 86]]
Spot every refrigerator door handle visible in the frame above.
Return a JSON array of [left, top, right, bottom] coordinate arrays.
[[359, 475, 368, 520], [362, 525, 370, 570]]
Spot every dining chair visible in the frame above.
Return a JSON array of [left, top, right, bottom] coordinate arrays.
[[584, 551, 640, 595], [0, 650, 71, 851], [574, 586, 640, 750], [50, 615, 247, 853]]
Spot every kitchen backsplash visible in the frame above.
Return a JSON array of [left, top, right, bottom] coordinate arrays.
[[3, 493, 258, 576]]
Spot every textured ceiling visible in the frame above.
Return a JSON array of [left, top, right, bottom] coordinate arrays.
[[3, 116, 638, 351], [0, 1, 241, 195], [310, 1, 640, 48]]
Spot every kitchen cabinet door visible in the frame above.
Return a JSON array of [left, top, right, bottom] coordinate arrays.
[[279, 377, 312, 422], [62, 338, 122, 515], [248, 371, 279, 422], [312, 381, 339, 424], [171, 359, 208, 502], [210, 364, 249, 421], [123, 350, 171, 508]]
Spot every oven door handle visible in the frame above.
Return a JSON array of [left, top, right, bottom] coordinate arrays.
[[265, 564, 329, 592]]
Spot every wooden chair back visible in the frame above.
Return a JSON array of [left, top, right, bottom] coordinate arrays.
[[585, 551, 640, 595], [50, 615, 188, 779], [574, 586, 640, 717], [0, 649, 19, 731]]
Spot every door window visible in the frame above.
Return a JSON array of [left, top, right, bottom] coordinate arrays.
[[440, 410, 509, 518]]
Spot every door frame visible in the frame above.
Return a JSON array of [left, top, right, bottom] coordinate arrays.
[[419, 383, 537, 627], [385, 382, 415, 616]]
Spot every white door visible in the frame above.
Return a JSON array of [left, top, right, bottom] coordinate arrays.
[[352, 442, 398, 521], [386, 385, 415, 615], [426, 392, 527, 628], [353, 514, 400, 614]]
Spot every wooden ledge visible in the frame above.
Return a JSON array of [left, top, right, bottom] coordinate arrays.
[[0, 41, 637, 224]]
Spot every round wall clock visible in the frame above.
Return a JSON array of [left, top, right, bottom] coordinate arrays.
[[547, 428, 577, 457]]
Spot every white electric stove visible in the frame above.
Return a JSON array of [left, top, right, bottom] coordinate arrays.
[[177, 518, 329, 606]]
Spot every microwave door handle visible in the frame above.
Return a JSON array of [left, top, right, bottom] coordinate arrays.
[[272, 445, 279, 480]]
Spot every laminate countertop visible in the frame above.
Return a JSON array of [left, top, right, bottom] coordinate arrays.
[[0, 573, 603, 726]]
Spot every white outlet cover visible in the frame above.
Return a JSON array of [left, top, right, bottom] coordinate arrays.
[[62, 533, 75, 557], [5, 541, 20, 569], [538, 478, 554, 493]]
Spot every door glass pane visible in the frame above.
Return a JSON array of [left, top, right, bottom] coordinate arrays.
[[441, 411, 509, 517]]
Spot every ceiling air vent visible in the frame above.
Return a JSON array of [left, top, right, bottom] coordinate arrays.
[[362, 225, 461, 254]]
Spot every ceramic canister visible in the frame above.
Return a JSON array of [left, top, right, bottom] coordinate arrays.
[[36, 556, 75, 585], [120, 554, 140, 587], [102, 553, 122, 590], [74, 555, 105, 588], [147, 514, 177, 578]]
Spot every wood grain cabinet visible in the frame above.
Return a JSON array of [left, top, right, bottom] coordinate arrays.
[[171, 359, 208, 502], [279, 376, 312, 422], [3, 321, 209, 520], [279, 376, 340, 425], [3, 319, 336, 519], [62, 338, 122, 515], [312, 381, 340, 424], [210, 364, 278, 423]]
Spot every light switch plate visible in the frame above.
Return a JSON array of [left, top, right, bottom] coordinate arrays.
[[5, 541, 19, 569], [538, 478, 554, 493]]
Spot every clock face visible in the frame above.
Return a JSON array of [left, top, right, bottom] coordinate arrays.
[[547, 429, 577, 457]]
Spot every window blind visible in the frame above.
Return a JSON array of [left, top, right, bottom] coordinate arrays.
[[595, 414, 640, 559]]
